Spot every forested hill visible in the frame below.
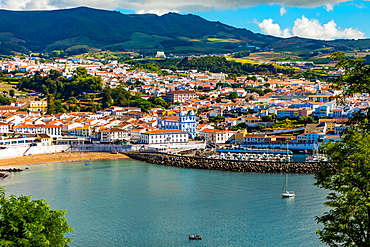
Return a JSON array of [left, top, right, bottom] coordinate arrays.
[[0, 7, 369, 55]]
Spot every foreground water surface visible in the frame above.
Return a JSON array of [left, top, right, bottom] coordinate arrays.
[[1, 159, 327, 246]]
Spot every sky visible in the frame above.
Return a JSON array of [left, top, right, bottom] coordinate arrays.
[[1, 0, 369, 40]]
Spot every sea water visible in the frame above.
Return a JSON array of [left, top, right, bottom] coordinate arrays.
[[1, 159, 327, 247]]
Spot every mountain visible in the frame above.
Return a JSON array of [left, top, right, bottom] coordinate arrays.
[[0, 7, 369, 55]]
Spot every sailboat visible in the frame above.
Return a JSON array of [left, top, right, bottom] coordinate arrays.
[[281, 173, 295, 198]]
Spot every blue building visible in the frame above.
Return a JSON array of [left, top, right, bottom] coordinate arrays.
[[157, 110, 197, 138]]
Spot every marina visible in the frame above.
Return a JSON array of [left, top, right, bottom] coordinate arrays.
[[208, 152, 293, 162]]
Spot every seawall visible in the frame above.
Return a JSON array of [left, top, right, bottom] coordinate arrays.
[[123, 151, 323, 173]]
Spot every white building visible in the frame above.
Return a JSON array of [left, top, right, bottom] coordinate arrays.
[[0, 123, 10, 133], [100, 128, 130, 143], [157, 111, 197, 138], [199, 129, 235, 144], [140, 129, 188, 144]]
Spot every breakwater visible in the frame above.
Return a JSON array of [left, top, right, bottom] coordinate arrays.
[[123, 151, 323, 173], [0, 168, 25, 179]]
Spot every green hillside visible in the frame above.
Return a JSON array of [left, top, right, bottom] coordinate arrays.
[[0, 7, 369, 55]]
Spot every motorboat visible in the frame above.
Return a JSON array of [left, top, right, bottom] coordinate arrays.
[[189, 234, 202, 240]]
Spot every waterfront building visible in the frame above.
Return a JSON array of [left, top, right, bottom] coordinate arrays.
[[37, 133, 53, 146], [199, 128, 235, 144], [140, 129, 189, 144], [0, 137, 35, 147], [55, 136, 87, 145], [100, 128, 130, 143], [234, 129, 249, 145]]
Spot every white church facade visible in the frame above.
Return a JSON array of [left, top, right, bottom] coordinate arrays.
[[157, 110, 197, 139]]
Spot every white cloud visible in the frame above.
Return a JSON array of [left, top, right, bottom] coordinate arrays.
[[256, 19, 291, 37], [292, 16, 365, 40], [324, 4, 334, 11], [0, 0, 354, 12], [257, 16, 365, 40], [280, 6, 287, 16]]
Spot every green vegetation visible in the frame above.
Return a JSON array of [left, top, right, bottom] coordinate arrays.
[[19, 67, 103, 100], [315, 53, 370, 246], [177, 56, 293, 76], [209, 115, 226, 123], [316, 126, 370, 246], [101, 87, 169, 112], [0, 41, 30, 55], [0, 187, 73, 246], [0, 92, 11, 105], [232, 50, 251, 58], [228, 92, 238, 99]]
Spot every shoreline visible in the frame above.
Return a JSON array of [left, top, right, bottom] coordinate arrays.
[[0, 152, 129, 168]]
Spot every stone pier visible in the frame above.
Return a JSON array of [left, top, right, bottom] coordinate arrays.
[[123, 151, 324, 173]]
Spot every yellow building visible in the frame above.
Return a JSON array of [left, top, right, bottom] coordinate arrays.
[[234, 129, 249, 145], [37, 134, 53, 146], [29, 101, 48, 114]]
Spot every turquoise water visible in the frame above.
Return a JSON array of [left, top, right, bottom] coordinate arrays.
[[1, 159, 327, 247]]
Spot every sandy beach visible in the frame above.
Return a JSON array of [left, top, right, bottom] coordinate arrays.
[[0, 152, 129, 167]]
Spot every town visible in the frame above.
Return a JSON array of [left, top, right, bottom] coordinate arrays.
[[0, 54, 354, 159]]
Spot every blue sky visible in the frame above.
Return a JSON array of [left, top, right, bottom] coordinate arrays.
[[1, 0, 369, 40], [192, 2, 370, 40]]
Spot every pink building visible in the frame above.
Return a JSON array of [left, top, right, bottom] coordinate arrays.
[[166, 90, 197, 104]]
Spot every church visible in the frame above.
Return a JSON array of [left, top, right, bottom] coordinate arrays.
[[157, 110, 197, 139]]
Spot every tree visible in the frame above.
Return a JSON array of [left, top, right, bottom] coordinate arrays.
[[0, 94, 10, 105], [329, 52, 370, 126], [0, 187, 73, 246], [149, 97, 169, 109], [228, 91, 238, 100], [261, 114, 276, 122], [315, 126, 370, 246], [101, 87, 114, 109], [297, 116, 315, 124], [46, 94, 56, 115], [314, 53, 370, 246], [9, 89, 15, 97]]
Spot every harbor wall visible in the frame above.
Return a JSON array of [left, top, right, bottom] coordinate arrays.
[[123, 151, 323, 173], [0, 145, 71, 159]]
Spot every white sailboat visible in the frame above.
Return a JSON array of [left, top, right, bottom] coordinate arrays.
[[281, 173, 295, 198]]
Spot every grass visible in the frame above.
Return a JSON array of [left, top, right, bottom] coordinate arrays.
[[207, 38, 242, 43], [0, 82, 16, 92], [227, 58, 261, 65]]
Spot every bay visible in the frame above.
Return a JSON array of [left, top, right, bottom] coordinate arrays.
[[1, 159, 327, 247]]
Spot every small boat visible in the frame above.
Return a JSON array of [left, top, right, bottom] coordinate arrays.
[[281, 174, 295, 198], [281, 190, 295, 198], [188, 234, 202, 240], [85, 163, 92, 166]]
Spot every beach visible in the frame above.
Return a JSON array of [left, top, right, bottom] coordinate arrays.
[[0, 152, 129, 167]]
